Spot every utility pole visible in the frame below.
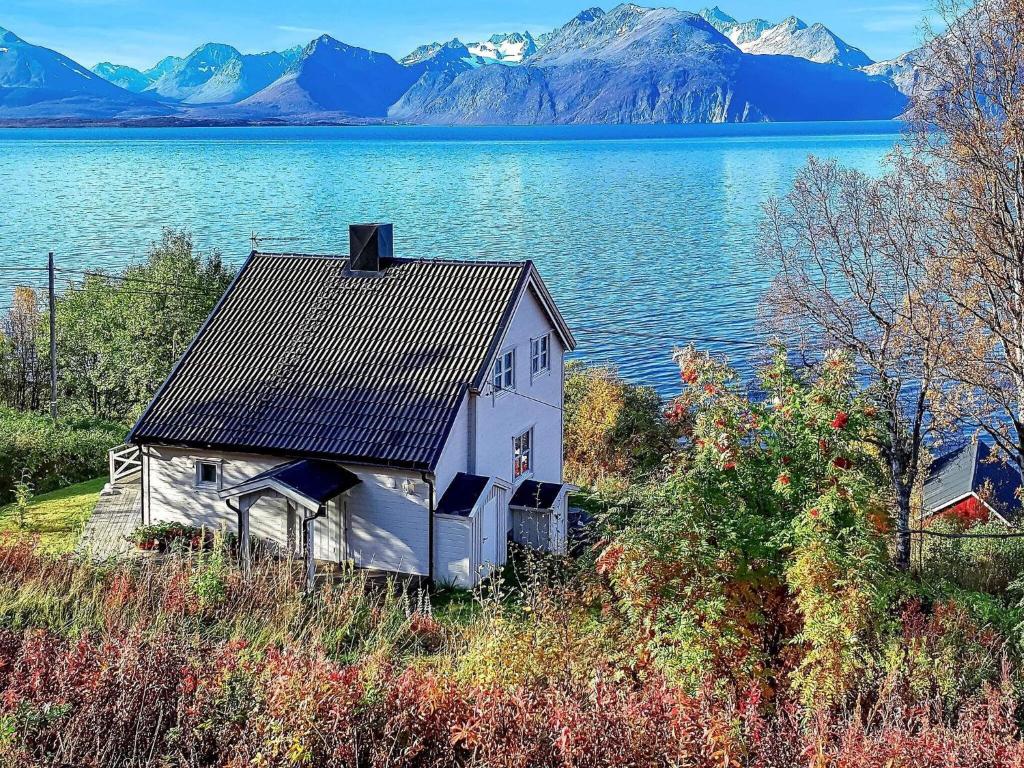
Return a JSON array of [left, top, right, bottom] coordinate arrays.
[[48, 252, 56, 421]]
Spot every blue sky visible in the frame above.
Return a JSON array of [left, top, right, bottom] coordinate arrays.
[[4, 1, 934, 69]]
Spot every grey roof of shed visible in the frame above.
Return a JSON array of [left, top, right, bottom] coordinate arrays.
[[510, 480, 567, 509], [129, 252, 574, 470], [924, 441, 1022, 523], [435, 472, 490, 516]]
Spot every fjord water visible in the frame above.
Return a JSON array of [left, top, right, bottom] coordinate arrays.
[[0, 122, 901, 394]]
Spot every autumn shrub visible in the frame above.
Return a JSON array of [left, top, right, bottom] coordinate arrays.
[[598, 348, 892, 704], [563, 361, 672, 488], [0, 537, 418, 656], [2, 620, 1023, 768]]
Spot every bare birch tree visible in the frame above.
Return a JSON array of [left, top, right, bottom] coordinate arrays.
[[910, 0, 1024, 477], [761, 157, 949, 568]]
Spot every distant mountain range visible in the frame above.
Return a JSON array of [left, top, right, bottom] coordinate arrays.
[[0, 4, 925, 125]]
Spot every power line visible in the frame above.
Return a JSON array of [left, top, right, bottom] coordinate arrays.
[[54, 267, 224, 292], [487, 383, 564, 412]]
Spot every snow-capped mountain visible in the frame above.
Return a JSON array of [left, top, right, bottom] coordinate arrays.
[[91, 62, 152, 93], [235, 35, 419, 118], [0, 25, 167, 119], [144, 43, 301, 104], [394, 4, 905, 124], [402, 30, 542, 68], [400, 39, 487, 68], [698, 8, 873, 68], [145, 56, 183, 81], [699, 7, 771, 46], [467, 32, 539, 63], [0, 4, 916, 124], [743, 16, 873, 67]]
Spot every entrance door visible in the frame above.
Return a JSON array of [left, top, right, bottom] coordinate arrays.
[[480, 496, 499, 578], [317, 497, 348, 564]]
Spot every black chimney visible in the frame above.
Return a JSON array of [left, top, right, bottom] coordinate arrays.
[[349, 223, 393, 272]]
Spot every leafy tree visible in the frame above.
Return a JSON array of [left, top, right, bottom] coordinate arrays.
[[55, 228, 233, 421], [563, 361, 672, 488]]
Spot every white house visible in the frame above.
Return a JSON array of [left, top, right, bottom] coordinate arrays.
[[126, 223, 576, 588]]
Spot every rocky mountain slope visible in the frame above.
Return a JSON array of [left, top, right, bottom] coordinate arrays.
[[233, 35, 419, 119], [0, 26, 166, 119], [390, 5, 904, 124]]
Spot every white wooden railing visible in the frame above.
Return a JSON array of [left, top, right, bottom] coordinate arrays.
[[108, 444, 142, 484]]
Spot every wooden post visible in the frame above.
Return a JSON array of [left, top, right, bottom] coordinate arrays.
[[304, 507, 321, 593], [238, 496, 252, 577], [47, 252, 57, 421]]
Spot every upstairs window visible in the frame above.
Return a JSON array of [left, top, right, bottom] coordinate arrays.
[[492, 348, 515, 395], [513, 429, 532, 479], [195, 460, 220, 489], [530, 334, 550, 378]]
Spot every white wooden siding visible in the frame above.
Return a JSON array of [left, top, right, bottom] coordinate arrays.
[[145, 447, 283, 534], [474, 286, 565, 489], [511, 490, 568, 555], [512, 508, 551, 550], [345, 469, 430, 575], [434, 515, 472, 587], [433, 399, 469, 492], [145, 447, 428, 574]]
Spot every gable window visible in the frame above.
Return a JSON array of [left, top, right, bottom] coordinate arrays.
[[513, 429, 532, 479], [492, 348, 515, 395], [195, 460, 220, 490], [530, 334, 550, 378]]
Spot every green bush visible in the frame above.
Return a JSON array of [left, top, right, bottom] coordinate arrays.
[[0, 408, 123, 503], [920, 519, 1024, 595]]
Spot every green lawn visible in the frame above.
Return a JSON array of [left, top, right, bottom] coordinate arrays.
[[0, 477, 105, 553]]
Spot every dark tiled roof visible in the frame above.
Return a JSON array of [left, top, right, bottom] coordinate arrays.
[[221, 459, 361, 506], [435, 472, 490, 516], [130, 253, 535, 470], [510, 480, 566, 509], [924, 441, 1022, 523]]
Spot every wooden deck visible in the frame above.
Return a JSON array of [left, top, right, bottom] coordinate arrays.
[[77, 482, 141, 560]]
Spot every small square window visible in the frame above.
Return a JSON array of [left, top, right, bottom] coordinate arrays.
[[530, 334, 550, 377], [492, 348, 515, 395], [196, 461, 219, 489], [513, 429, 532, 479]]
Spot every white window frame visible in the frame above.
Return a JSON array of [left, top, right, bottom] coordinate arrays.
[[513, 428, 533, 480], [530, 333, 551, 380], [194, 459, 222, 490], [492, 347, 516, 397]]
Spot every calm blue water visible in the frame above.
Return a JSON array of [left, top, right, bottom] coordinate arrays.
[[0, 121, 903, 394]]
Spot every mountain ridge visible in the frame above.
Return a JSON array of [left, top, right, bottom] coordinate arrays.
[[1, 5, 918, 125]]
